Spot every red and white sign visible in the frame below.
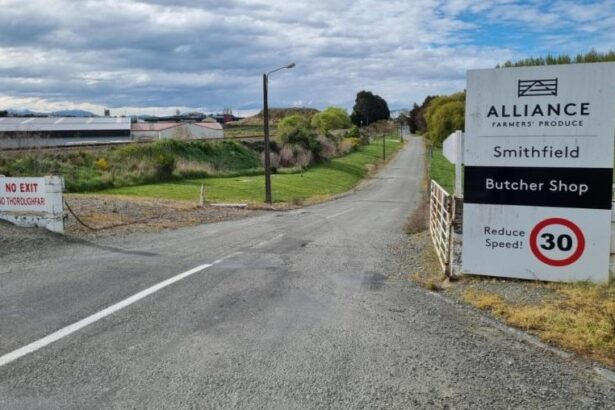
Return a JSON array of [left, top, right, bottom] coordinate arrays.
[[0, 177, 48, 213], [529, 218, 585, 267], [0, 176, 64, 233], [463, 205, 610, 282]]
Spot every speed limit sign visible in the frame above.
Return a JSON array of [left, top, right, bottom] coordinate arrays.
[[462, 63, 615, 283], [529, 218, 585, 267]]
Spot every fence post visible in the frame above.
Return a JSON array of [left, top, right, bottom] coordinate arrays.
[[454, 131, 464, 196], [448, 196, 463, 279]]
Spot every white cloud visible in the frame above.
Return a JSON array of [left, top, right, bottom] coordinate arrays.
[[0, 0, 612, 113]]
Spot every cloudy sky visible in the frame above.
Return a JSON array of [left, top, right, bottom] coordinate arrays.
[[1, 0, 614, 116]]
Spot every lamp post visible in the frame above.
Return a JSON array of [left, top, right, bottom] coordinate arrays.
[[263, 62, 296, 204]]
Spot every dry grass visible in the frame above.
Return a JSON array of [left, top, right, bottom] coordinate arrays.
[[464, 283, 615, 367], [404, 195, 428, 234], [175, 160, 217, 176], [405, 148, 430, 235]]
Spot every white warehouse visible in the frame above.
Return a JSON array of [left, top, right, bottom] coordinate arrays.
[[131, 122, 223, 140]]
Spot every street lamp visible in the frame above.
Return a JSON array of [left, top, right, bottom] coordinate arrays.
[[263, 62, 296, 204]]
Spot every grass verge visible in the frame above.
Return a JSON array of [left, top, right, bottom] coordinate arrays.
[[463, 283, 615, 367], [98, 138, 403, 204], [428, 146, 455, 194]]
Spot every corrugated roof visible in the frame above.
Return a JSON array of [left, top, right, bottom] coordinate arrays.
[[192, 122, 223, 130], [0, 117, 131, 132], [131, 122, 181, 132]]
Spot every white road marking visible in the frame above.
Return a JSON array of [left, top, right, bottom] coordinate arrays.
[[253, 234, 284, 249], [326, 208, 354, 219], [0, 263, 214, 368], [211, 251, 243, 265]]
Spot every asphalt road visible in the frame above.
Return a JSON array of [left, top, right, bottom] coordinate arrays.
[[1, 137, 613, 409]]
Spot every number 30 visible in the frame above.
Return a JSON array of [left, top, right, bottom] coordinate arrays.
[[540, 233, 573, 252]]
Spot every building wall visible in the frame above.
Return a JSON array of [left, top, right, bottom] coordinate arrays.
[[131, 130, 161, 140], [186, 123, 223, 139]]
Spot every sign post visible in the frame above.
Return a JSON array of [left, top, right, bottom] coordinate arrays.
[[462, 62, 615, 283]]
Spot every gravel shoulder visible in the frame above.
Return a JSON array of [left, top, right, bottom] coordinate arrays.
[[388, 227, 615, 372]]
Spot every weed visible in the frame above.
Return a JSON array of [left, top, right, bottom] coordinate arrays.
[[463, 283, 615, 367], [426, 280, 441, 292], [95, 158, 110, 171]]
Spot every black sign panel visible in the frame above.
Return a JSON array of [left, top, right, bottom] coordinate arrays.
[[464, 166, 613, 210]]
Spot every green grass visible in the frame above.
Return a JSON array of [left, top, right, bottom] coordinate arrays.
[[429, 147, 455, 194], [0, 140, 261, 192], [100, 138, 403, 203], [223, 125, 271, 139]]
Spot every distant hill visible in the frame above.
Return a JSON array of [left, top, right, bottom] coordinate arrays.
[[7, 108, 38, 116], [5, 108, 97, 117], [236, 107, 319, 126], [51, 109, 97, 117]]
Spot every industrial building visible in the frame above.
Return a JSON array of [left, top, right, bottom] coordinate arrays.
[[0, 117, 224, 149], [0, 117, 131, 138], [0, 117, 132, 149], [131, 122, 223, 140]]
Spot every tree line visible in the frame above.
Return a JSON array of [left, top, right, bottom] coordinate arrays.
[[407, 50, 615, 146]]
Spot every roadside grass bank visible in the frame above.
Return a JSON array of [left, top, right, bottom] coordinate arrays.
[[402, 138, 615, 368], [223, 124, 268, 139], [0, 139, 261, 192], [98, 138, 403, 204], [428, 146, 455, 194]]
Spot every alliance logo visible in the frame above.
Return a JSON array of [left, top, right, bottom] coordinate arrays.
[[518, 78, 558, 97]]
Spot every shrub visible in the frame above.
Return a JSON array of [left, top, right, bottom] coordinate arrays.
[[276, 114, 318, 146], [152, 152, 176, 179], [347, 125, 360, 139], [317, 136, 337, 160], [260, 151, 280, 172], [95, 158, 110, 171], [338, 138, 354, 156], [295, 146, 312, 174], [279, 145, 296, 168]]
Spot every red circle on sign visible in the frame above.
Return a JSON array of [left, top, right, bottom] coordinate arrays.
[[529, 218, 585, 267]]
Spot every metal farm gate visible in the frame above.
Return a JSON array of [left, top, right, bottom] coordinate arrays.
[[429, 180, 452, 272]]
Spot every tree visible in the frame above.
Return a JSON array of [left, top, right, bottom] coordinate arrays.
[[424, 92, 465, 145], [350, 90, 390, 126], [408, 103, 420, 133], [311, 106, 351, 133], [497, 49, 615, 68], [407, 96, 434, 134]]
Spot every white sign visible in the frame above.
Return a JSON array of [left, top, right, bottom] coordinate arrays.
[[462, 62, 615, 283], [0, 177, 48, 212], [442, 131, 461, 164], [0, 176, 64, 233]]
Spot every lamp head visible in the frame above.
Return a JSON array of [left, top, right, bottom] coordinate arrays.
[[286, 63, 296, 69]]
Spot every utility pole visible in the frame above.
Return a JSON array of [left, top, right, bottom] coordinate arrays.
[[263, 74, 272, 204], [262, 63, 296, 204]]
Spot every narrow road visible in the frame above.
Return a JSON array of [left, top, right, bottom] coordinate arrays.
[[1, 137, 613, 408]]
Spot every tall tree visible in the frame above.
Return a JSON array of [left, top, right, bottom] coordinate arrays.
[[350, 91, 390, 126]]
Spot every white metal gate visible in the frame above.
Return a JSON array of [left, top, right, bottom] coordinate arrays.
[[429, 180, 452, 271]]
